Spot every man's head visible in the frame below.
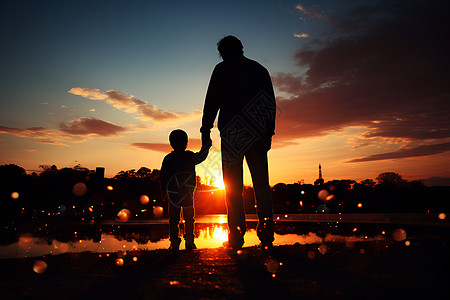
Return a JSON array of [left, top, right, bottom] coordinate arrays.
[[169, 129, 188, 151], [217, 35, 243, 60]]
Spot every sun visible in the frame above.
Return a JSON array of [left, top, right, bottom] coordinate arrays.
[[215, 178, 226, 190]]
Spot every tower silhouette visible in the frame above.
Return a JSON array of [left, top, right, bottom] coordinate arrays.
[[314, 164, 324, 186]]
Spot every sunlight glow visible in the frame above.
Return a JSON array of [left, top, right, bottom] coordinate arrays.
[[212, 226, 228, 242], [214, 177, 225, 190]]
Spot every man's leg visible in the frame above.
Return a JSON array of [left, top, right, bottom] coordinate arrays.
[[246, 147, 274, 246], [222, 143, 246, 249]]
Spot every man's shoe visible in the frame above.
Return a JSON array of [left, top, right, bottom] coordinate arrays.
[[169, 242, 180, 251], [223, 241, 243, 250], [258, 242, 274, 252], [185, 242, 197, 251]]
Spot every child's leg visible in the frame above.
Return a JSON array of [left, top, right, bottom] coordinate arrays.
[[169, 203, 181, 246], [182, 205, 195, 244], [181, 190, 195, 248]]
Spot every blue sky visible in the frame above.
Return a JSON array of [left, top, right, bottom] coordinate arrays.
[[1, 0, 449, 185]]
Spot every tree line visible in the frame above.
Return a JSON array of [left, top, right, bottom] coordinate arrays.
[[0, 164, 448, 225]]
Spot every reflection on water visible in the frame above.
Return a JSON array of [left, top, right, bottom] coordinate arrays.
[[0, 220, 384, 258]]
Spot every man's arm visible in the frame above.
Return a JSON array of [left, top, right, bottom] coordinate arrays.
[[200, 65, 221, 144], [265, 69, 276, 137]]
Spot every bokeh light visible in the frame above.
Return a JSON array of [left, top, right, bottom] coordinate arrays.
[[58, 205, 67, 213], [107, 185, 114, 191], [405, 241, 411, 246], [266, 258, 279, 274], [307, 251, 316, 259], [140, 195, 150, 205], [115, 258, 124, 266], [317, 190, 329, 201], [72, 182, 88, 197], [153, 206, 164, 217], [438, 213, 446, 220], [11, 192, 19, 199], [33, 260, 47, 274], [392, 228, 407, 242], [317, 204, 330, 213], [318, 244, 328, 254], [116, 209, 131, 222]]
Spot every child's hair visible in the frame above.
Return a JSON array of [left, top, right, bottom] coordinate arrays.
[[169, 129, 188, 150]]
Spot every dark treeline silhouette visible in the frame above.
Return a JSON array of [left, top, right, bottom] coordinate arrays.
[[0, 164, 449, 226]]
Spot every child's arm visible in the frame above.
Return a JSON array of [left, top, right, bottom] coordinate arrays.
[[193, 140, 212, 165]]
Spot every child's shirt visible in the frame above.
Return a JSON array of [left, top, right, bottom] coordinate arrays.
[[160, 145, 210, 194]]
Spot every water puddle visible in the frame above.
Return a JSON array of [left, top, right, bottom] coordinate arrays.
[[0, 222, 384, 258]]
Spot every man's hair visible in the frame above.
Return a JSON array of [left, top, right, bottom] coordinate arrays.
[[169, 129, 188, 150], [217, 35, 243, 59]]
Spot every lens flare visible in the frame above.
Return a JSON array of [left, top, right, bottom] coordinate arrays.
[[115, 258, 124, 266], [392, 228, 407, 242], [116, 209, 131, 222], [318, 190, 329, 201], [318, 244, 328, 254], [33, 260, 47, 274], [72, 182, 88, 197], [153, 206, 164, 217], [140, 195, 150, 205], [266, 258, 279, 274], [307, 251, 316, 259], [326, 194, 335, 201]]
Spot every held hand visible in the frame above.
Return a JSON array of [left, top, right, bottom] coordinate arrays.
[[201, 132, 212, 147]]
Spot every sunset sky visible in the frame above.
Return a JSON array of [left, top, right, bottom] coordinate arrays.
[[1, 0, 449, 186]]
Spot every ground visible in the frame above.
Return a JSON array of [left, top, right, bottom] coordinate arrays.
[[1, 237, 449, 299]]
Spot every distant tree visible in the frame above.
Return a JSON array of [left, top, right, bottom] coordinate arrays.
[[39, 164, 58, 176], [360, 179, 376, 187], [0, 164, 26, 177], [114, 169, 136, 179], [136, 167, 152, 179], [73, 164, 90, 173], [376, 172, 405, 186]]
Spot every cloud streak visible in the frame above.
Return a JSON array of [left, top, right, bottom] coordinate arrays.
[[0, 117, 126, 145], [272, 0, 450, 157], [347, 142, 450, 163], [132, 138, 202, 153], [69, 87, 201, 122], [59, 117, 126, 136]]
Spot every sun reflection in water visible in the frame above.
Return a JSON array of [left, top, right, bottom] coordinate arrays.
[[212, 226, 228, 242]]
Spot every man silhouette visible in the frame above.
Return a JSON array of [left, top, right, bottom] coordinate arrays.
[[201, 35, 276, 250]]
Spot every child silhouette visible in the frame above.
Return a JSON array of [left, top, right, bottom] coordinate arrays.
[[160, 129, 211, 250]]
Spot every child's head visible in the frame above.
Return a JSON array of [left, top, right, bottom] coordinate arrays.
[[169, 129, 188, 151]]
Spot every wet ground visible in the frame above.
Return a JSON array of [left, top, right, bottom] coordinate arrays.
[[1, 236, 449, 299]]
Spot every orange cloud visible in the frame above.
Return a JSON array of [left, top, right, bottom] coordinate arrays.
[[59, 117, 126, 136], [69, 87, 201, 122], [347, 142, 450, 163], [0, 117, 126, 145]]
